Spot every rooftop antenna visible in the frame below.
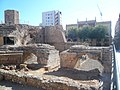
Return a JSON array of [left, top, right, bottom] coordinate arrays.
[[97, 4, 103, 21]]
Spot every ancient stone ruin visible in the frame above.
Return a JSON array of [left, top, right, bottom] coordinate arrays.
[[60, 45, 103, 73], [0, 10, 112, 90]]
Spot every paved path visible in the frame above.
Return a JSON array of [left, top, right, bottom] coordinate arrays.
[[0, 80, 45, 90]]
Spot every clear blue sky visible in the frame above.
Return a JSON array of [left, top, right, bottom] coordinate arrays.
[[0, 0, 120, 36]]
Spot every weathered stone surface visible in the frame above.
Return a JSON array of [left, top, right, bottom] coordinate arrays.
[[19, 44, 60, 68], [60, 45, 102, 70], [60, 45, 112, 73], [0, 74, 3, 81], [44, 25, 67, 43], [79, 59, 103, 73], [0, 44, 60, 70], [0, 13, 112, 90], [0, 69, 101, 90], [0, 50, 23, 65], [5, 10, 19, 25], [60, 45, 112, 90]]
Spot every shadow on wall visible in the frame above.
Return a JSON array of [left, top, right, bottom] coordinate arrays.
[[44, 68, 101, 80]]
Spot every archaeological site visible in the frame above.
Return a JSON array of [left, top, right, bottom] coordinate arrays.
[[0, 10, 113, 90]]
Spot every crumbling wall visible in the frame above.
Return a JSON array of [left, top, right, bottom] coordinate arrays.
[[60, 45, 102, 70], [0, 24, 67, 51], [102, 47, 112, 73], [101, 46, 112, 90], [0, 36, 3, 45], [11, 28, 31, 46], [44, 25, 67, 51], [60, 45, 112, 90], [52, 42, 86, 52], [0, 51, 23, 64], [0, 69, 100, 90], [0, 44, 60, 69], [0, 24, 16, 45], [0, 24, 44, 46], [29, 28, 44, 44], [16, 44, 60, 68], [44, 25, 67, 43]]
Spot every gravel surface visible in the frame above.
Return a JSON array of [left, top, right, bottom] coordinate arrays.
[[0, 80, 45, 90]]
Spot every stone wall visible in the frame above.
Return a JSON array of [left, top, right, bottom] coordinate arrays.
[[60, 45, 112, 90], [0, 44, 60, 69], [4, 10, 19, 25], [0, 24, 67, 49], [17, 44, 60, 68], [44, 25, 67, 44], [0, 51, 23, 65], [60, 45, 112, 72], [0, 69, 100, 90], [0, 36, 3, 45], [51, 42, 88, 52], [101, 46, 112, 90], [102, 47, 112, 73], [79, 39, 110, 46], [60, 45, 102, 68]]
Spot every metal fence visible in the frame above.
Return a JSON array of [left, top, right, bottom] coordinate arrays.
[[111, 45, 120, 90]]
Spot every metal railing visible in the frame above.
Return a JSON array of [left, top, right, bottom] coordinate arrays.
[[111, 45, 120, 90]]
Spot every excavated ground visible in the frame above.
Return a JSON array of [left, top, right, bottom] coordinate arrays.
[[0, 65, 101, 90]]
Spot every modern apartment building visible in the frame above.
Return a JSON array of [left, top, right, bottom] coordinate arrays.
[[4, 10, 19, 25], [42, 10, 62, 26]]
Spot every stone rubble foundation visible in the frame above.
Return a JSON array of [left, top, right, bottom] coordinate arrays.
[[0, 69, 100, 90]]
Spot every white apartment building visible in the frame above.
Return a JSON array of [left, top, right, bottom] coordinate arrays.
[[42, 10, 62, 26]]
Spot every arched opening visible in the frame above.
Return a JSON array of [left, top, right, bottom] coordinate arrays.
[[4, 37, 15, 45]]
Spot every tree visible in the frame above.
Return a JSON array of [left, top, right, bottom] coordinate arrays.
[[67, 25, 108, 42], [67, 28, 78, 41], [78, 26, 93, 40], [92, 25, 107, 40]]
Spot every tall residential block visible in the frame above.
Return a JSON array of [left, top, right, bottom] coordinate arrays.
[[42, 10, 62, 26], [5, 10, 19, 25]]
